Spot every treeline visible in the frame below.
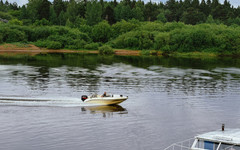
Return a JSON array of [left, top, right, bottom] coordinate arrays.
[[0, 0, 240, 26], [1, 21, 240, 54]]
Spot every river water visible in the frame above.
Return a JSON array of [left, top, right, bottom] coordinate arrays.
[[0, 54, 239, 150]]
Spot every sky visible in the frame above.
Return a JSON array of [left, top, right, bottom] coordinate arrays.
[[2, 0, 240, 7]]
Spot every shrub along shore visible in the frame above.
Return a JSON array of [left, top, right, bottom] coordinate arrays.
[[0, 21, 240, 57]]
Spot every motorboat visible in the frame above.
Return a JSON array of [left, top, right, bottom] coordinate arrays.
[[164, 125, 240, 150], [81, 94, 128, 105]]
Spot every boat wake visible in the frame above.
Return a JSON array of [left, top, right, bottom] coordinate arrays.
[[0, 96, 106, 107]]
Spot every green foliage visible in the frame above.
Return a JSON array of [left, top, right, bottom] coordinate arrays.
[[34, 18, 51, 26], [1, 0, 240, 27], [0, 11, 13, 20], [8, 19, 23, 25], [84, 43, 99, 50], [85, 0, 102, 26], [46, 41, 62, 49], [114, 4, 133, 22], [35, 40, 49, 48], [139, 22, 164, 32], [35, 40, 63, 49], [154, 32, 170, 51], [98, 45, 114, 55], [112, 31, 154, 50], [91, 21, 112, 43], [157, 13, 167, 23], [112, 20, 139, 38], [0, 26, 27, 42]]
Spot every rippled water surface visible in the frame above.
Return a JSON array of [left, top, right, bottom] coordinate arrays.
[[0, 54, 240, 150]]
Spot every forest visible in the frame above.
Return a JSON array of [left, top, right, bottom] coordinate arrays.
[[0, 0, 240, 55]]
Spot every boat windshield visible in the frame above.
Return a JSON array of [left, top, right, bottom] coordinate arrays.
[[219, 143, 240, 150], [192, 139, 240, 150], [90, 93, 98, 98]]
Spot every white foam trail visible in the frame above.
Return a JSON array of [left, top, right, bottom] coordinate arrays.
[[0, 97, 103, 107]]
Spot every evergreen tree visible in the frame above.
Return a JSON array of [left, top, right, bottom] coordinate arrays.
[[200, 0, 208, 15], [183, 0, 191, 9], [38, 0, 51, 20], [132, 6, 144, 21], [77, 1, 86, 18], [212, 0, 219, 8], [49, 6, 57, 25], [165, 0, 177, 21], [27, 0, 41, 22], [58, 10, 66, 25], [181, 7, 206, 24], [66, 0, 78, 23], [0, 0, 5, 11], [53, 0, 65, 17], [104, 5, 115, 24], [192, 0, 200, 9], [206, 15, 215, 23], [20, 5, 28, 20], [85, 0, 102, 25], [157, 12, 167, 23], [144, 1, 159, 21], [10, 2, 18, 10], [114, 3, 132, 21]]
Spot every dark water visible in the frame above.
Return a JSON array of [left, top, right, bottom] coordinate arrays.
[[0, 54, 240, 150]]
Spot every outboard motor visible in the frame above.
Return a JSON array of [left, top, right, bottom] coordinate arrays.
[[81, 95, 88, 102]]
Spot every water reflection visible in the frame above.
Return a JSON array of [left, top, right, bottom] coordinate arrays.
[[0, 54, 240, 97], [81, 105, 127, 117]]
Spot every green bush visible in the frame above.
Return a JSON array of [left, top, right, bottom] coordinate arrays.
[[34, 19, 51, 26], [8, 25, 34, 41], [112, 20, 139, 38], [34, 40, 49, 48], [5, 29, 26, 43], [35, 40, 62, 49], [84, 43, 99, 50], [98, 45, 114, 55], [0, 25, 28, 43], [91, 21, 112, 43], [139, 22, 164, 32], [46, 41, 62, 49], [0, 11, 13, 20], [112, 31, 154, 50], [66, 39, 87, 49], [154, 32, 170, 51], [32, 26, 52, 41], [8, 19, 23, 26]]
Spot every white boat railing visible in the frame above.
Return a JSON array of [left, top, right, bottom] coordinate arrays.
[[164, 138, 195, 150], [164, 138, 239, 150]]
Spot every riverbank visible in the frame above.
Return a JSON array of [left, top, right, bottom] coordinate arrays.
[[0, 43, 236, 58], [0, 43, 140, 56]]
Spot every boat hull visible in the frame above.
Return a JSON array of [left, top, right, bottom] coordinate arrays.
[[84, 97, 127, 105]]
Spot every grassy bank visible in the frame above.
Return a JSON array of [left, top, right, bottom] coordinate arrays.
[[1, 43, 239, 58], [0, 22, 240, 57]]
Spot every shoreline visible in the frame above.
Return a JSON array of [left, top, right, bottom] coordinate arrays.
[[0, 43, 237, 58], [0, 43, 140, 56]]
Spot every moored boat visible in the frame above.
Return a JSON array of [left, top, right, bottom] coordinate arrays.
[[81, 94, 128, 105], [164, 125, 240, 150]]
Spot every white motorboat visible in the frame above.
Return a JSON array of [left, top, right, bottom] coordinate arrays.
[[81, 94, 128, 105], [164, 125, 240, 150]]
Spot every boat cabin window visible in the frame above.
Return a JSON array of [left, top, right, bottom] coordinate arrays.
[[219, 143, 240, 150], [193, 139, 220, 150], [193, 139, 240, 150]]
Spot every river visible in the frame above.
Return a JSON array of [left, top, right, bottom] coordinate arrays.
[[0, 54, 239, 150]]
